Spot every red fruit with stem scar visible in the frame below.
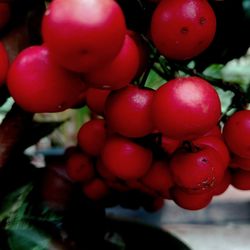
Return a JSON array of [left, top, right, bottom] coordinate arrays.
[[170, 145, 225, 192], [150, 0, 216, 60]]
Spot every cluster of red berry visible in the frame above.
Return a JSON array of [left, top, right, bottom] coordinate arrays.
[[1, 0, 250, 211]]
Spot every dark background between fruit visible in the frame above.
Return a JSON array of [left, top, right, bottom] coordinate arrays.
[[0, 0, 250, 249]]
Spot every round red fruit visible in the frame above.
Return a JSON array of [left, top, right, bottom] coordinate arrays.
[[7, 45, 87, 113], [77, 118, 107, 156], [42, 0, 126, 72], [66, 151, 95, 182], [141, 160, 173, 198], [152, 76, 221, 140], [83, 34, 140, 90], [223, 110, 250, 159], [105, 85, 155, 137], [101, 135, 152, 180], [150, 0, 216, 60], [170, 146, 223, 191], [193, 136, 230, 169]]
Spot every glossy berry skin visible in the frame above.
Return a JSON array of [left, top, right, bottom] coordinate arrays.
[[0, 42, 9, 86], [172, 186, 213, 210], [170, 146, 224, 191], [223, 110, 250, 159], [77, 118, 107, 156], [152, 76, 221, 140], [66, 151, 95, 182], [141, 160, 174, 198], [150, 0, 216, 60], [231, 169, 250, 190], [101, 135, 153, 180], [83, 34, 140, 90], [7, 45, 87, 113], [42, 0, 126, 72], [86, 88, 111, 116], [105, 85, 155, 137]]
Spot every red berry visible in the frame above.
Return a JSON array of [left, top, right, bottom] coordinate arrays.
[[170, 146, 224, 191], [101, 135, 153, 180], [152, 76, 221, 140], [105, 85, 155, 137], [193, 136, 230, 169], [223, 110, 250, 159], [150, 0, 216, 60], [7, 45, 87, 113], [142, 160, 173, 198], [77, 118, 107, 156], [83, 34, 140, 90], [42, 0, 126, 72]]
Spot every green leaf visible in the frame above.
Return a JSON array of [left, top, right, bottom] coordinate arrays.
[[7, 222, 50, 250], [145, 68, 166, 90], [221, 49, 250, 91], [215, 87, 235, 114], [0, 184, 32, 223], [203, 64, 224, 80]]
